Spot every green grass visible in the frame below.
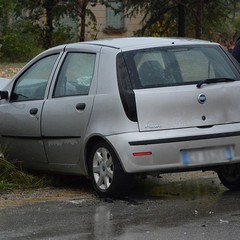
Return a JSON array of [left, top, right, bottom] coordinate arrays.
[[0, 154, 52, 191]]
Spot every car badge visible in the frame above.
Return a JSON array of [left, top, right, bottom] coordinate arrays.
[[198, 93, 206, 104]]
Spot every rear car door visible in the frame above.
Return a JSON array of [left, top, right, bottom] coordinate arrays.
[[122, 45, 240, 132], [0, 54, 60, 163], [41, 47, 99, 164]]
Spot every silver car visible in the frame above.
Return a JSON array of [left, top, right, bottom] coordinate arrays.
[[0, 37, 240, 197]]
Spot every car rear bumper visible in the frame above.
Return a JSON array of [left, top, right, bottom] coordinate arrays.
[[106, 123, 240, 173]]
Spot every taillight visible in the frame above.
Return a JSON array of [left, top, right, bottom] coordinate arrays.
[[133, 152, 152, 157]]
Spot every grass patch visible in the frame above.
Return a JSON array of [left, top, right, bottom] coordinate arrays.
[[0, 155, 52, 192]]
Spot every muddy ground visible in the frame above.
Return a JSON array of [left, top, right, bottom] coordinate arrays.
[[0, 171, 222, 207]]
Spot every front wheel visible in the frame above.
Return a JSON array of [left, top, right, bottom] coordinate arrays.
[[217, 164, 240, 190], [88, 140, 127, 197]]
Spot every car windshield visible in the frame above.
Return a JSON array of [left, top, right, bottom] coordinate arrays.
[[122, 45, 239, 89]]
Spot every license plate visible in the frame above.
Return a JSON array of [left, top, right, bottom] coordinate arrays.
[[181, 146, 233, 165]]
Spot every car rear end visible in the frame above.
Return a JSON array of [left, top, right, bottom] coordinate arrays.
[[110, 39, 240, 175]]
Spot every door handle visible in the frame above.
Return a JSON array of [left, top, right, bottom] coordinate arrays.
[[29, 108, 38, 115], [76, 103, 86, 110]]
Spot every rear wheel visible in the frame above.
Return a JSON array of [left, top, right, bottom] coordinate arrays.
[[89, 140, 127, 197], [217, 164, 240, 190]]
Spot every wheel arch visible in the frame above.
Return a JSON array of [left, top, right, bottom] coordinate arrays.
[[84, 135, 125, 176]]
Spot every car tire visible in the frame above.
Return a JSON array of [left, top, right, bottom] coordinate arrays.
[[217, 164, 240, 190], [89, 140, 127, 198]]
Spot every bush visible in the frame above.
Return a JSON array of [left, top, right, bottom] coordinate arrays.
[[0, 21, 43, 62], [51, 23, 76, 46]]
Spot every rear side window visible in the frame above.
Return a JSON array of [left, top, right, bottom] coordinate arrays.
[[123, 45, 238, 89], [53, 52, 96, 97]]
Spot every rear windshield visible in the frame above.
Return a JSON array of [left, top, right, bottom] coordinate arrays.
[[122, 45, 239, 89]]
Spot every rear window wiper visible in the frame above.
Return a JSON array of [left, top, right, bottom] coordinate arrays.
[[196, 78, 236, 88]]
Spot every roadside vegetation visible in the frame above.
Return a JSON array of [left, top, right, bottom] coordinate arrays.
[[1, 1, 240, 63], [0, 154, 52, 191]]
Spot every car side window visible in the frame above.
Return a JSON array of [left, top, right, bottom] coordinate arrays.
[[53, 52, 96, 97], [11, 54, 59, 102]]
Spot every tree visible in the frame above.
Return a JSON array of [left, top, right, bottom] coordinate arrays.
[[63, 0, 97, 42], [195, 0, 204, 39], [123, 0, 239, 40], [178, 0, 185, 37], [15, 0, 69, 48], [0, 0, 22, 33], [123, 1, 174, 36], [43, 0, 60, 48], [0, 0, 44, 61], [14, 0, 98, 48]]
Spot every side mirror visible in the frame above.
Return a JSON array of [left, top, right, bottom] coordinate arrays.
[[0, 91, 9, 100]]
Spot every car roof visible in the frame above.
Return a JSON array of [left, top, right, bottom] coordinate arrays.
[[67, 37, 217, 51]]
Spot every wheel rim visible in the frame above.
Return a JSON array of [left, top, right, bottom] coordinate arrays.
[[92, 147, 114, 190]]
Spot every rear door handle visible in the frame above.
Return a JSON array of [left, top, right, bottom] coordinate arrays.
[[76, 103, 86, 110], [29, 108, 38, 115]]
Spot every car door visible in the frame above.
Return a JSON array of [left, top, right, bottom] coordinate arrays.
[[0, 54, 60, 163], [41, 50, 98, 164], [123, 45, 240, 132]]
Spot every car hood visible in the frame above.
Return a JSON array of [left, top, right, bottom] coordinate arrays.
[[0, 78, 11, 90]]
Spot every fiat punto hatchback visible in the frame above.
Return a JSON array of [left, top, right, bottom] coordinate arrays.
[[1, 37, 240, 196]]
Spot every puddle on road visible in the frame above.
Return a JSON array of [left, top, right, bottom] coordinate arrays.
[[128, 171, 225, 200]]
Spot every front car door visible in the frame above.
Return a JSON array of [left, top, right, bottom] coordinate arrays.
[[41, 46, 99, 167], [0, 53, 61, 163]]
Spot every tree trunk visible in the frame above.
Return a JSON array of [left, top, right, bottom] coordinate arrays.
[[78, 0, 89, 42], [79, 5, 86, 41], [178, 0, 185, 37], [195, 0, 204, 39], [43, 0, 57, 48]]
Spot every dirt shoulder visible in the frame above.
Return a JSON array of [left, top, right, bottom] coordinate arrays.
[[0, 171, 222, 207], [0, 175, 96, 207], [0, 63, 25, 78], [0, 187, 95, 207]]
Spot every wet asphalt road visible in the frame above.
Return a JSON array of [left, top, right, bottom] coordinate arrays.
[[0, 171, 240, 240]]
